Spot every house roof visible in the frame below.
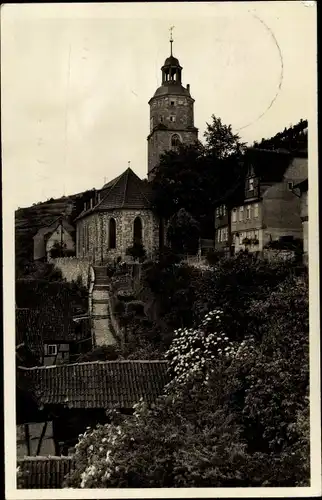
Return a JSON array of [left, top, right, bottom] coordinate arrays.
[[245, 148, 294, 183], [33, 217, 75, 240], [75, 168, 153, 220], [16, 306, 77, 351], [17, 456, 76, 489], [17, 360, 169, 410]]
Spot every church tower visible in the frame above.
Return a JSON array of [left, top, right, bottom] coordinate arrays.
[[147, 30, 198, 181]]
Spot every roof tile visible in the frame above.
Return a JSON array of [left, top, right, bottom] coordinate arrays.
[[17, 360, 169, 410]]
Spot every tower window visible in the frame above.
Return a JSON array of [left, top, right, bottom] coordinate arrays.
[[171, 134, 181, 148], [170, 100, 175, 106], [170, 115, 176, 123], [160, 116, 163, 123]]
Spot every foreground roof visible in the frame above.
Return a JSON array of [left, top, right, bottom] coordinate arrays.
[[17, 456, 75, 489], [17, 360, 169, 410], [76, 168, 153, 220]]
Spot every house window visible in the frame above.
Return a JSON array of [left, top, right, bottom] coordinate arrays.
[[108, 218, 116, 249], [254, 203, 259, 218], [246, 205, 251, 220], [47, 344, 57, 356], [239, 206, 244, 221], [133, 216, 143, 244], [160, 116, 163, 123], [170, 115, 176, 123], [288, 182, 294, 190], [223, 205, 226, 216], [170, 100, 175, 106], [171, 134, 181, 148], [248, 177, 254, 190], [215, 207, 220, 218], [232, 208, 237, 222]]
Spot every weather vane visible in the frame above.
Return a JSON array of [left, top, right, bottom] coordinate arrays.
[[169, 26, 175, 55]]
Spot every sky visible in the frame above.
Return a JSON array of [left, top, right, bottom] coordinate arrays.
[[1, 1, 317, 209]]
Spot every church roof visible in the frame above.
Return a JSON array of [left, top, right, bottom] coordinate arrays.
[[75, 168, 152, 220], [162, 55, 181, 68], [153, 83, 191, 98]]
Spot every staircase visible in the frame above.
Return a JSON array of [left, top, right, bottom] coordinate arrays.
[[91, 266, 118, 347]]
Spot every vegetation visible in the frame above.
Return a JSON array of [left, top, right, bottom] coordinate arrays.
[[64, 264, 309, 487], [253, 119, 308, 154], [167, 208, 200, 256], [151, 115, 246, 238], [125, 242, 147, 262]]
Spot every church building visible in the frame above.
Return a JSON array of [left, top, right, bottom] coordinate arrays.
[[74, 34, 198, 263]]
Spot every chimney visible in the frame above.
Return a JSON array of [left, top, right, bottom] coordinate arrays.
[[187, 84, 190, 92]]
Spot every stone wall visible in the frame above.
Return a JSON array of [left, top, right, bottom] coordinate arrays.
[[148, 129, 198, 178], [76, 209, 159, 263], [147, 93, 198, 177], [50, 257, 91, 287]]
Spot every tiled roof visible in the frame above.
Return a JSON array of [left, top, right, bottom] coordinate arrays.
[[17, 456, 75, 489], [17, 360, 169, 410], [76, 168, 153, 220], [16, 307, 77, 347]]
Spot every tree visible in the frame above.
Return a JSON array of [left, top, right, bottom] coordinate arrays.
[[204, 115, 246, 159], [151, 117, 246, 238], [167, 208, 200, 255]]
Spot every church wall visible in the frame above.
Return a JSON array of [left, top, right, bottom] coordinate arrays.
[[76, 209, 159, 263]]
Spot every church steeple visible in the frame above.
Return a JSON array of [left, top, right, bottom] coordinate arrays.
[[161, 27, 182, 86], [147, 30, 198, 180]]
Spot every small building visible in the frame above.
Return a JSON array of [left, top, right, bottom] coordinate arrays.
[[75, 168, 161, 263], [16, 360, 169, 456], [293, 178, 308, 264], [16, 307, 92, 366], [33, 217, 75, 261], [230, 149, 308, 254]]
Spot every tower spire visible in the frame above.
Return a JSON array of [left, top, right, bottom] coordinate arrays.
[[169, 26, 175, 56]]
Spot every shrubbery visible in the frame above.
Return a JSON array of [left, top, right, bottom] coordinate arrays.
[[64, 262, 309, 488]]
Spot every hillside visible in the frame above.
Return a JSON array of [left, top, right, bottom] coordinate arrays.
[[15, 189, 96, 275], [253, 119, 308, 155]]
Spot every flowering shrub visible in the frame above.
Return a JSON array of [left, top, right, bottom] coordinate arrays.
[[165, 308, 238, 389]]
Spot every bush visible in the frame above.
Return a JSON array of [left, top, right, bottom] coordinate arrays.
[[64, 267, 309, 488], [126, 243, 146, 262]]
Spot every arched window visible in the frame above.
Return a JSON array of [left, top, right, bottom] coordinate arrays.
[[108, 218, 116, 249], [171, 134, 181, 149], [133, 217, 142, 244]]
